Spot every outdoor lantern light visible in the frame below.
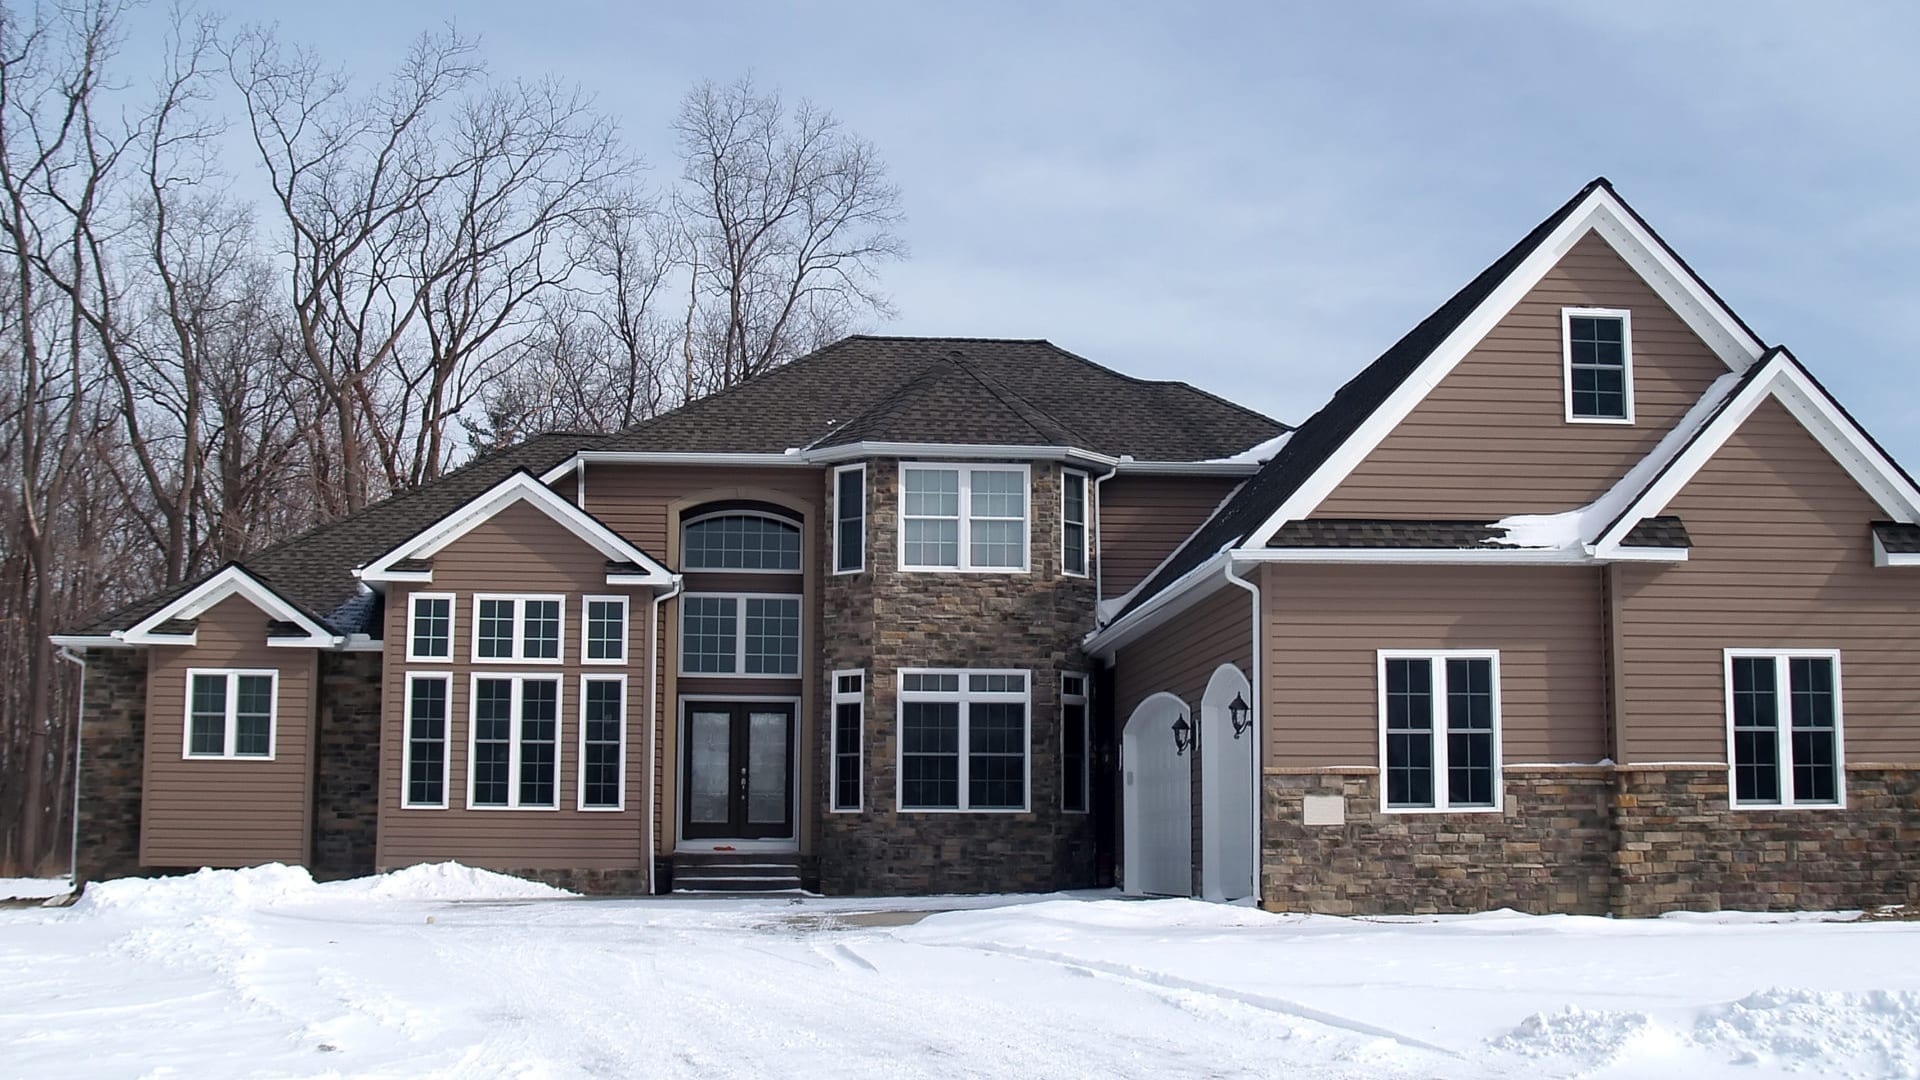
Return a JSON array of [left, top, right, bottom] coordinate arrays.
[[1229, 692, 1252, 739], [1171, 712, 1194, 756]]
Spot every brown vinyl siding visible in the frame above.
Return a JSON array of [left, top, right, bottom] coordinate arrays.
[[1114, 584, 1252, 722], [1315, 231, 1730, 520], [141, 595, 316, 867], [1100, 475, 1242, 599], [584, 464, 821, 553], [376, 501, 652, 871], [1260, 563, 1608, 769], [1614, 398, 1920, 764]]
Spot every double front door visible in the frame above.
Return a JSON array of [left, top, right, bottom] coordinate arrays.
[[681, 701, 795, 840]]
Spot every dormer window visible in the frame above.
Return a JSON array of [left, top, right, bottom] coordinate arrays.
[[1562, 308, 1633, 423]]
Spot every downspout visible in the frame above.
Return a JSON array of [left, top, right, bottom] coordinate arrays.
[[1221, 558, 1262, 906], [1090, 463, 1120, 615], [55, 647, 86, 886], [647, 577, 684, 895]]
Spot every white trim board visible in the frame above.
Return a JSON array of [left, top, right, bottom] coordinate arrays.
[[1592, 350, 1920, 554], [1245, 184, 1766, 550], [357, 470, 674, 587], [123, 564, 338, 648]]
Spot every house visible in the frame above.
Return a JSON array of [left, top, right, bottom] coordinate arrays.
[[56, 178, 1920, 915]]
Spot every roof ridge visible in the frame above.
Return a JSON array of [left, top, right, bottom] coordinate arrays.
[[942, 350, 1093, 447], [1013, 338, 1288, 431], [804, 354, 961, 449]]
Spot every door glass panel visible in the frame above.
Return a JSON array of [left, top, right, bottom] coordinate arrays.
[[689, 710, 731, 824], [747, 711, 789, 824]]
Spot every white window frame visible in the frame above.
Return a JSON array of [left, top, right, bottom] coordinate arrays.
[[401, 672, 452, 809], [470, 594, 566, 665], [580, 594, 629, 666], [833, 463, 866, 575], [830, 669, 865, 813], [465, 673, 563, 811], [1562, 306, 1636, 425], [577, 673, 627, 812], [405, 592, 457, 662], [1376, 649, 1503, 814], [1061, 469, 1090, 578], [897, 462, 1032, 573], [678, 592, 804, 678], [1723, 648, 1845, 810], [181, 668, 279, 761], [896, 667, 1032, 813], [1061, 671, 1090, 813], [680, 509, 804, 575]]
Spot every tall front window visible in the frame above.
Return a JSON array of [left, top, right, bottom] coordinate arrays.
[[472, 595, 564, 663], [583, 596, 628, 664], [680, 594, 801, 676], [1062, 471, 1089, 577], [1563, 308, 1633, 422], [900, 464, 1029, 571], [1728, 651, 1842, 808], [1378, 652, 1500, 811], [832, 671, 864, 812], [898, 669, 1030, 811], [469, 675, 560, 809], [184, 669, 277, 760], [834, 465, 866, 574], [1061, 672, 1090, 812], [403, 674, 449, 808], [579, 676, 625, 810]]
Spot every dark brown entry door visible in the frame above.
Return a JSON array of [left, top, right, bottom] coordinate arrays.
[[682, 701, 796, 840]]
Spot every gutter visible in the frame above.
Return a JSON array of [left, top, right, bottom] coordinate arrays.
[[647, 575, 685, 895], [540, 445, 1272, 486], [1220, 560, 1262, 907], [54, 647, 85, 886]]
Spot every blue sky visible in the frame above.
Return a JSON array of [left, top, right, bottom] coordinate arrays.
[[134, 2, 1920, 461]]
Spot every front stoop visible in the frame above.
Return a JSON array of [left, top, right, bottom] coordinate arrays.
[[672, 851, 804, 894]]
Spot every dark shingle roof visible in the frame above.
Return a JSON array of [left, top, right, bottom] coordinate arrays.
[[598, 336, 1283, 462], [1116, 179, 1612, 617], [1267, 520, 1504, 549], [73, 432, 601, 637], [1873, 522, 1920, 554], [1621, 516, 1692, 548]]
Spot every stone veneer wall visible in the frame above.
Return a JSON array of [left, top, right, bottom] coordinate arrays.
[[1610, 766, 1920, 917], [311, 652, 383, 880], [75, 648, 148, 884], [1262, 767, 1613, 915], [818, 459, 1099, 894], [1262, 765, 1920, 916]]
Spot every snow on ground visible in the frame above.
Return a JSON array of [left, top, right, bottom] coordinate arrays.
[[3, 866, 1919, 1079], [0, 876, 72, 901]]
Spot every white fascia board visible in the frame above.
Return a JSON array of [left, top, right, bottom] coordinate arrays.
[[1597, 546, 1689, 564], [538, 455, 582, 485], [340, 634, 386, 652], [356, 569, 433, 584], [1082, 551, 1234, 660], [563, 450, 810, 476], [1244, 189, 1764, 550], [122, 565, 337, 646], [1593, 356, 1920, 554], [359, 471, 673, 587], [47, 634, 130, 649], [1110, 460, 1263, 477], [1235, 547, 1597, 566], [804, 441, 1120, 468], [608, 572, 683, 588]]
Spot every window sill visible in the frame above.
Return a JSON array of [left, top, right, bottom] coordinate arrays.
[[581, 658, 628, 667], [1730, 801, 1846, 811], [897, 565, 1032, 575], [472, 657, 566, 666], [897, 807, 1031, 815], [463, 804, 561, 812], [1565, 415, 1635, 426], [183, 754, 276, 763], [679, 671, 802, 680], [400, 803, 448, 811], [1379, 804, 1504, 815]]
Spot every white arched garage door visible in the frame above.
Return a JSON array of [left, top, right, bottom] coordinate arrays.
[[1123, 693, 1192, 897], [1200, 664, 1255, 901]]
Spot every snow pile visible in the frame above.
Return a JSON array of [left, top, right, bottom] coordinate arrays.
[[1203, 430, 1293, 466], [323, 861, 575, 902], [0, 877, 73, 901], [76, 861, 574, 914], [1495, 989, 1920, 1077]]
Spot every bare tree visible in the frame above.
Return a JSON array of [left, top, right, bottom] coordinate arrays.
[[674, 77, 904, 391]]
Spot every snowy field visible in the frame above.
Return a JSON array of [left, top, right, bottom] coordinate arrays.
[[2, 866, 1919, 1079]]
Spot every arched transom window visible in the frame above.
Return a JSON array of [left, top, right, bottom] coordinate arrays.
[[682, 512, 802, 572]]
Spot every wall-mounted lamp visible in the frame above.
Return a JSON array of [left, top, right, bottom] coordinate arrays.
[[1171, 712, 1195, 756], [1229, 692, 1252, 740]]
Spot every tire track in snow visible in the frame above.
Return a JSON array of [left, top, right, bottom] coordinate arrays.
[[913, 937, 1466, 1058]]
